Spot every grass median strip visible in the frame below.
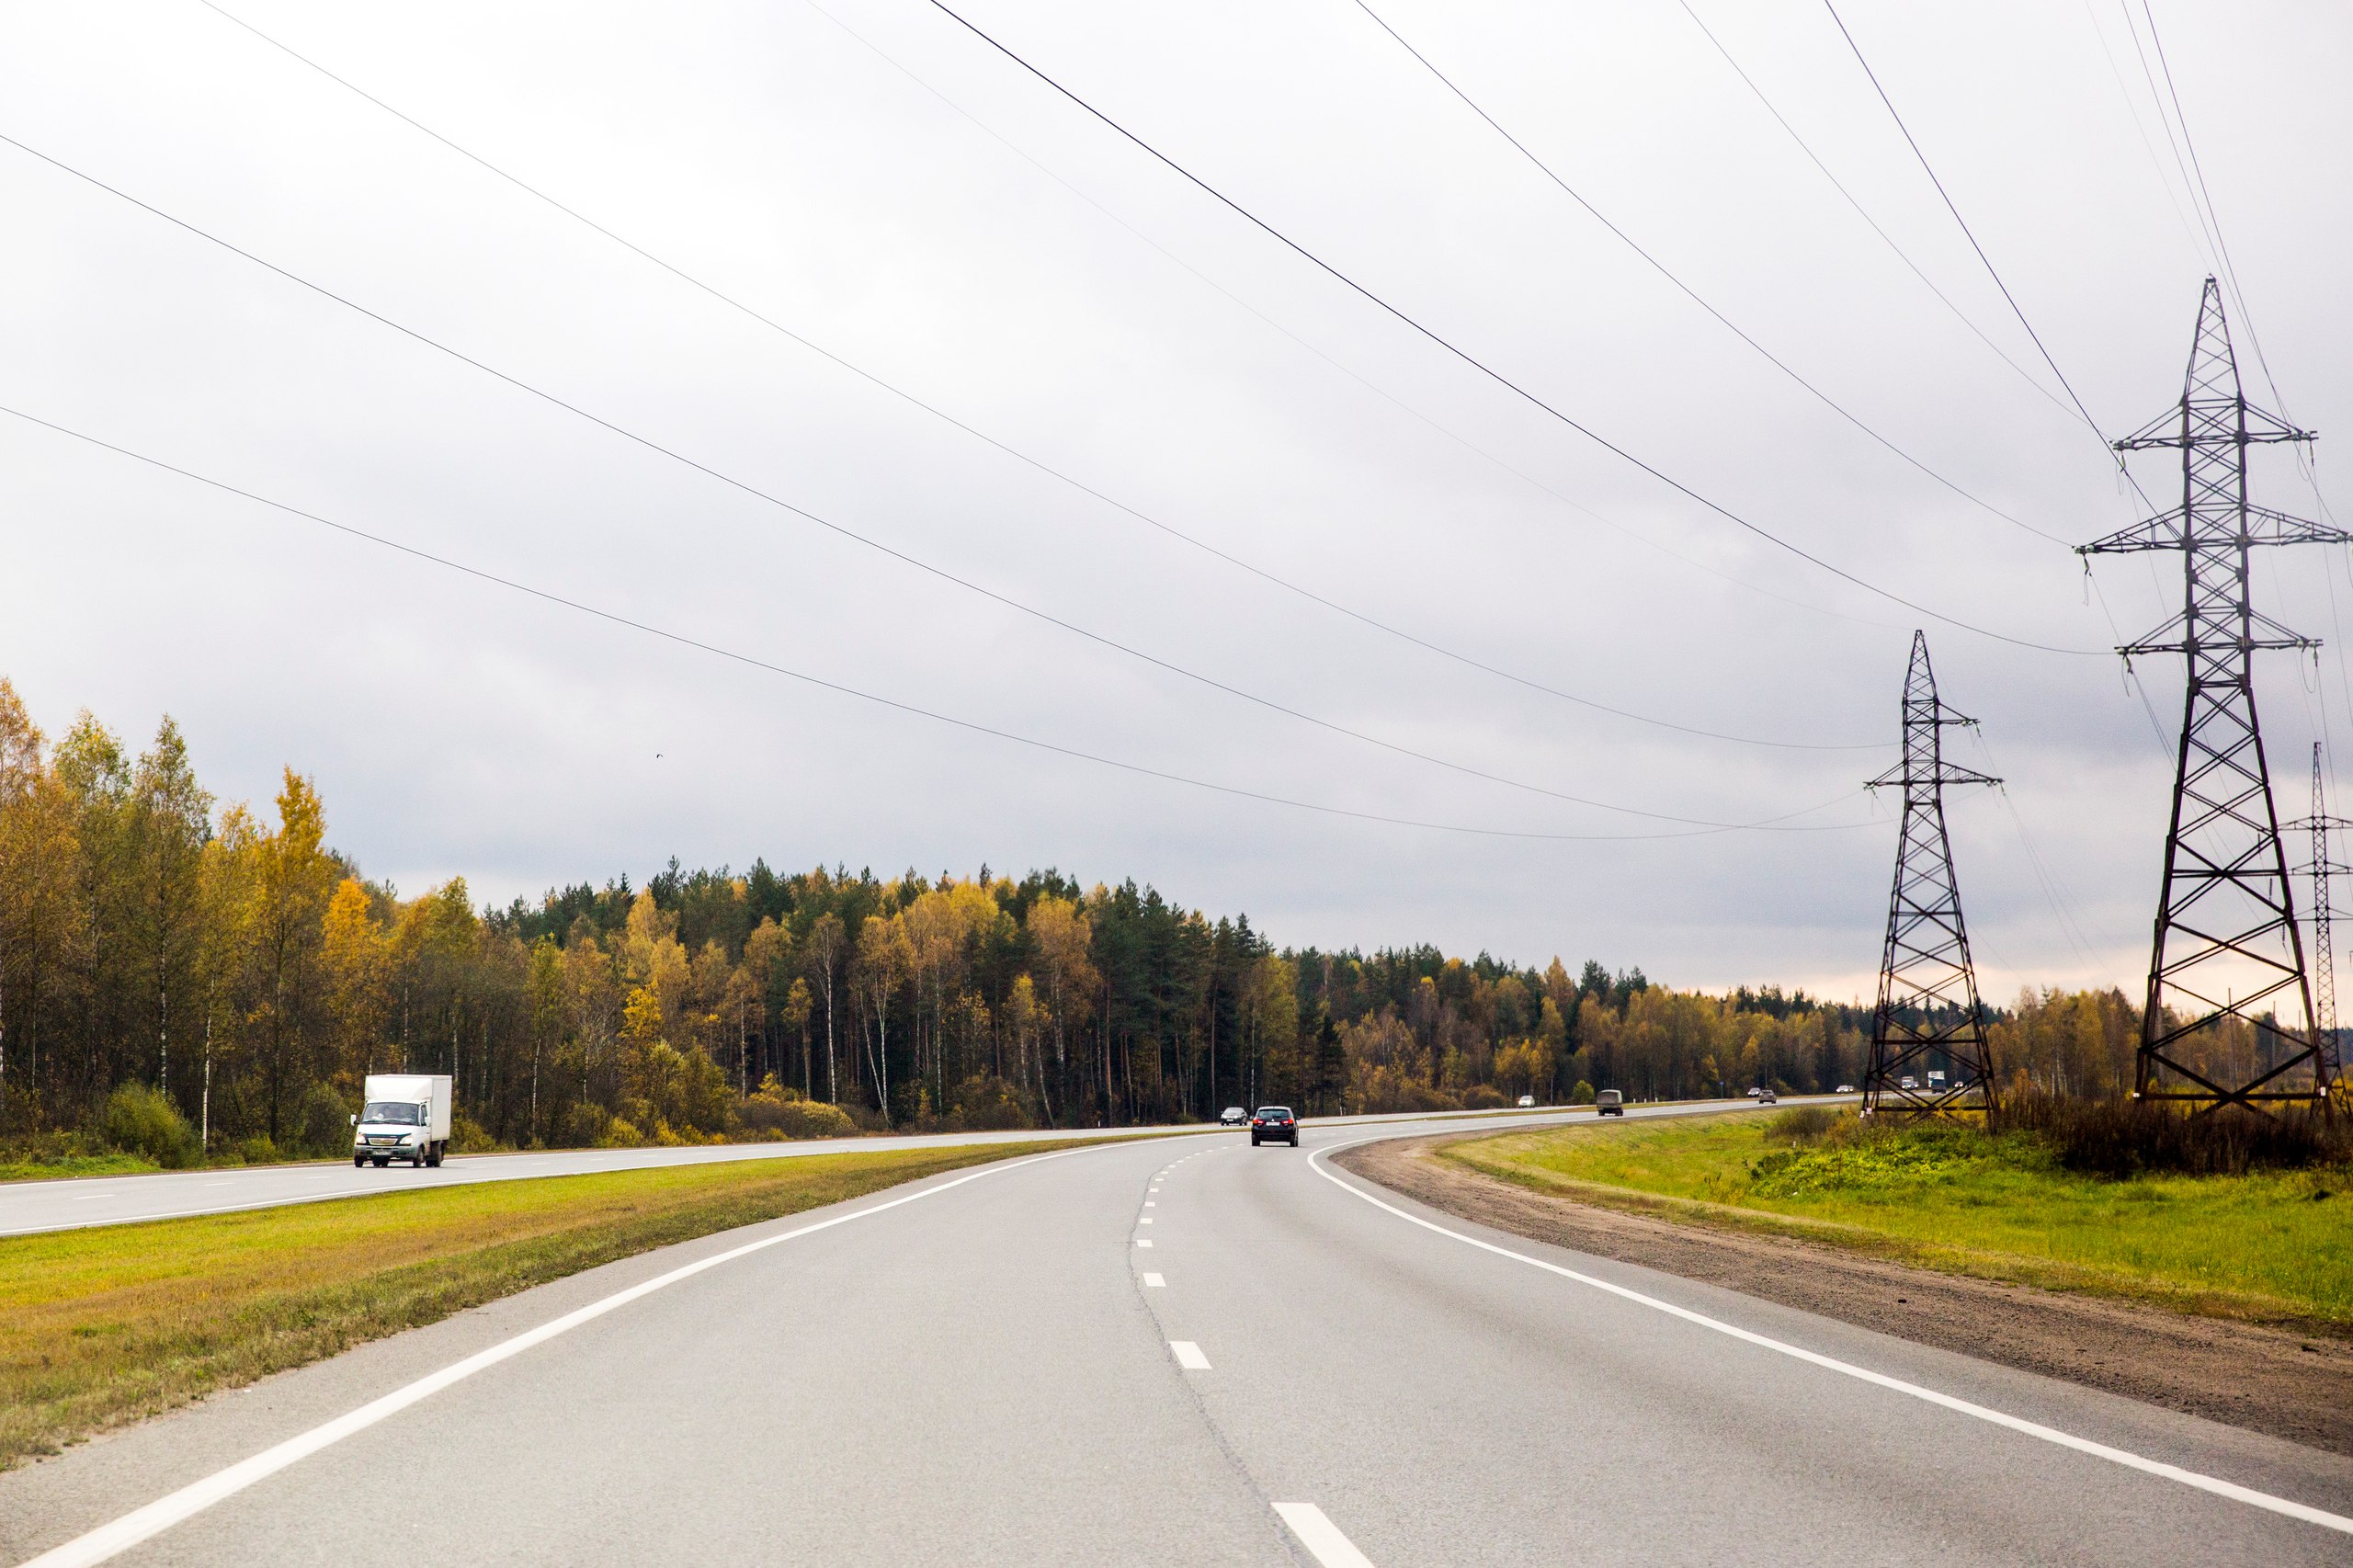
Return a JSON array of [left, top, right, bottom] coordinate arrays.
[[1443, 1112, 2353, 1328], [0, 1140, 1079, 1471]]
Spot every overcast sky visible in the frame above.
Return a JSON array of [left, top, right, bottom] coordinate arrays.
[[5, 0, 2347, 998]]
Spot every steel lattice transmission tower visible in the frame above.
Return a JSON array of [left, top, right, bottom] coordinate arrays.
[[2287, 742, 2351, 1085], [1864, 631, 1998, 1119], [2080, 278, 2346, 1112]]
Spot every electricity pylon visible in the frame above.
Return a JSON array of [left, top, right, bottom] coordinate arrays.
[[2286, 743, 2351, 1085], [1864, 631, 1998, 1119], [2080, 279, 2346, 1112]]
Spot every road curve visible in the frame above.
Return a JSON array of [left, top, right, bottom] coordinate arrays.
[[0, 1100, 1774, 1238], [8, 1104, 2342, 1567]]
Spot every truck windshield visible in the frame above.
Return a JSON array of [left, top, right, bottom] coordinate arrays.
[[360, 1102, 423, 1125]]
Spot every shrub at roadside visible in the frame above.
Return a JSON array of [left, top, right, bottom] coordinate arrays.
[[1991, 1091, 2353, 1176], [738, 1082, 859, 1140], [96, 1084, 198, 1168]]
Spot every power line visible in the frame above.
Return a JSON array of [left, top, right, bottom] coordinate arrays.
[[0, 401, 1878, 844], [2127, 1, 2339, 531], [1818, 3, 2113, 449], [0, 130, 1867, 824], [187, 0, 1886, 753], [1348, 0, 2070, 550], [1676, 0, 2083, 426], [2132, 2, 2283, 414], [921, 0, 2104, 658], [790, 0, 1910, 644]]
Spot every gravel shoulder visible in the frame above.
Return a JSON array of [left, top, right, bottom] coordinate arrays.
[[1338, 1131, 2353, 1457]]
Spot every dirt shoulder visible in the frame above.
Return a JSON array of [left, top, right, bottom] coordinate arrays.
[[1338, 1132, 2353, 1457]]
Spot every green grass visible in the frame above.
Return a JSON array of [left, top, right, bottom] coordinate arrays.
[[0, 1153, 163, 1184], [1444, 1111, 2353, 1327], [0, 1140, 1085, 1470]]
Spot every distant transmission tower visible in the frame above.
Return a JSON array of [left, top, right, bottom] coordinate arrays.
[[2081, 278, 2346, 1112], [1863, 631, 1998, 1119], [2287, 743, 2350, 1085]]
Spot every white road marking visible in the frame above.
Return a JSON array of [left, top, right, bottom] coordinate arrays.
[[203, 1182, 233, 1187], [1135, 1238, 1154, 1248], [1169, 1340, 1211, 1370], [10, 1144, 1111, 1568], [1274, 1503, 1376, 1568], [1143, 1200, 1155, 1207], [1138, 1216, 1153, 1224], [70, 1196, 106, 1202], [1142, 1272, 1165, 1288], [1309, 1140, 2353, 1538]]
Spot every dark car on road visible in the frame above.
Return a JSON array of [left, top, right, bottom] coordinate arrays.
[[1250, 1107, 1298, 1146]]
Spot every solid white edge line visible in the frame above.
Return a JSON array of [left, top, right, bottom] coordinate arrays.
[[1169, 1340, 1211, 1370], [12, 1142, 1119, 1568], [1307, 1137, 2353, 1538], [1273, 1502, 1377, 1568]]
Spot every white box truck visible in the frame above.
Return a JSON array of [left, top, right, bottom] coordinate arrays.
[[352, 1074, 453, 1168]]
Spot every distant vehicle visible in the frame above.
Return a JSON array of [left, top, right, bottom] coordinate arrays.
[[1517, 1095, 1537, 1108], [1220, 1107, 1248, 1126], [1596, 1089, 1624, 1117], [1745, 1086, 1764, 1098], [1836, 1084, 1857, 1094], [353, 1074, 452, 1168], [1250, 1107, 1299, 1146], [1899, 1075, 1919, 1091], [1756, 1086, 1778, 1105]]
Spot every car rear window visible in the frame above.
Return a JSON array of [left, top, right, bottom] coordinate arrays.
[[1256, 1108, 1291, 1118]]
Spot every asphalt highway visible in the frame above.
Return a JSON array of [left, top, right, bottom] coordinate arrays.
[[0, 1103, 1653, 1238], [6, 1106, 2347, 1566]]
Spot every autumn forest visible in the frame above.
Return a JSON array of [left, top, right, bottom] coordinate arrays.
[[0, 681, 2112, 1161]]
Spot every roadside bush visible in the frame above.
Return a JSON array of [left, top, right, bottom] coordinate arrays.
[[1766, 1105, 1840, 1144], [450, 1114, 497, 1153], [1569, 1080, 1596, 1105], [599, 1118, 644, 1149], [738, 1092, 859, 1140], [97, 1083, 198, 1167], [232, 1135, 278, 1165], [948, 1075, 1031, 1131], [1992, 1091, 2353, 1176], [1461, 1085, 1509, 1110], [291, 1084, 354, 1156], [557, 1102, 610, 1149]]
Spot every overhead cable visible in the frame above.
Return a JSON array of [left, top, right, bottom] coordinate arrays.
[[922, 0, 2103, 657], [188, 0, 1883, 753], [4, 141, 1908, 824], [1348, 0, 2069, 550], [1817, 4, 2113, 450], [1, 130, 1890, 821], [1674, 0, 2084, 427], [0, 403, 1877, 844]]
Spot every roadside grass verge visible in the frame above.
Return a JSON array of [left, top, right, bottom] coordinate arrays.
[[1442, 1111, 2353, 1328], [0, 1139, 1083, 1471]]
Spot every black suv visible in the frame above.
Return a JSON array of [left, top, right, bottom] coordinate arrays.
[[1250, 1107, 1298, 1146]]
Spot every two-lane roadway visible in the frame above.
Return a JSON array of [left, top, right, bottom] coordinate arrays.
[[5, 1103, 2345, 1565]]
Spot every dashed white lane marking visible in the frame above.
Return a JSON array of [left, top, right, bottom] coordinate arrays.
[[1274, 1504, 1375, 1568], [1135, 1238, 1154, 1248], [203, 1182, 233, 1187], [9, 1144, 1114, 1568], [70, 1196, 106, 1202], [1143, 1200, 1155, 1208], [1308, 1139, 2353, 1539], [1169, 1340, 1211, 1370], [1138, 1216, 1154, 1224], [1142, 1272, 1165, 1288]]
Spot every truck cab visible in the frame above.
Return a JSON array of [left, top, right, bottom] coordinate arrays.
[[353, 1074, 454, 1168]]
